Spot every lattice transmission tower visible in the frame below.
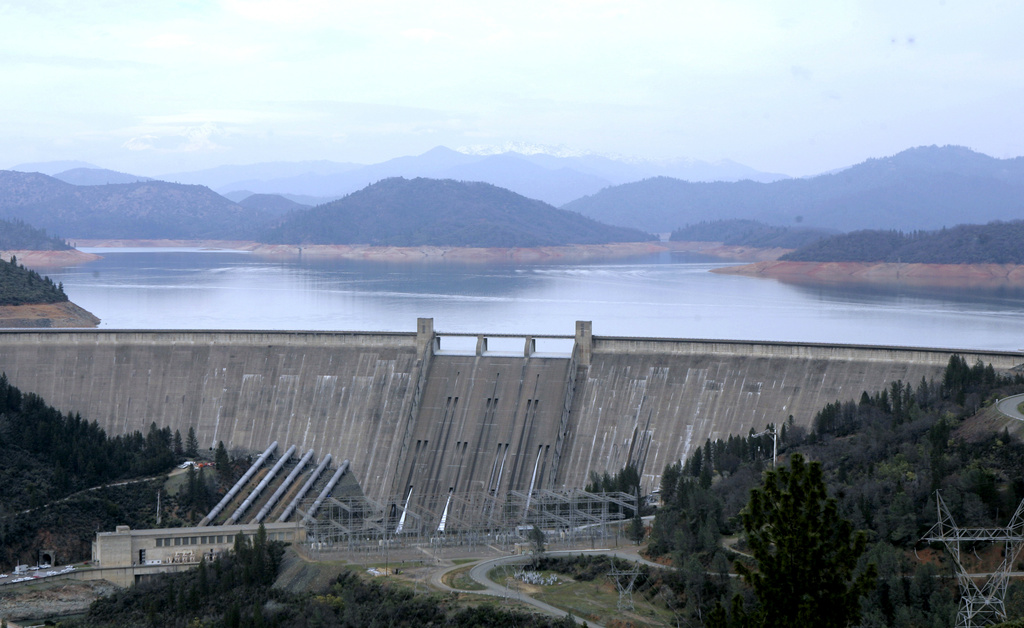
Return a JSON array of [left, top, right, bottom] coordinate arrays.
[[607, 559, 642, 611], [923, 491, 1024, 627]]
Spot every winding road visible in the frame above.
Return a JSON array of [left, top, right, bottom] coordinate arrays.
[[431, 548, 666, 627], [996, 393, 1024, 423]]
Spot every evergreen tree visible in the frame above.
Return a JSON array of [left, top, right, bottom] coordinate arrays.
[[185, 426, 199, 458], [732, 453, 877, 627], [215, 441, 230, 485]]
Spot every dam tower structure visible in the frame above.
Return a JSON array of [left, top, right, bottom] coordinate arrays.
[[0, 321, 1020, 507]]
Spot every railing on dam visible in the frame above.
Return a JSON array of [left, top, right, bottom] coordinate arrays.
[[432, 332, 574, 358], [590, 335, 1024, 368]]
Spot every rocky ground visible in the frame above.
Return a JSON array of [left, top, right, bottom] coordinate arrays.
[[0, 579, 120, 623]]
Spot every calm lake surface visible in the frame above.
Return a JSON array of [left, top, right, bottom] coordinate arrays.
[[44, 248, 1024, 352]]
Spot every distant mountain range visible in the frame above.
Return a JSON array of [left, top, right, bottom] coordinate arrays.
[[264, 177, 653, 247], [157, 146, 789, 206], [52, 168, 152, 186], [563, 146, 1024, 233], [670, 220, 834, 249], [5, 145, 1024, 246], [0, 171, 267, 240], [238, 193, 309, 217]]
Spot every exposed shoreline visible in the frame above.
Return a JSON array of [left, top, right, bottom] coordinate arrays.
[[713, 260, 1024, 287], [0, 301, 101, 328], [68, 239, 786, 263], [16, 241, 1024, 288], [1, 249, 102, 267]]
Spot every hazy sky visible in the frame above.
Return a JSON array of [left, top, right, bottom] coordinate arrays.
[[2, 0, 1021, 176]]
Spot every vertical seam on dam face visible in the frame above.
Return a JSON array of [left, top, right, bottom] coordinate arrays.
[[0, 330, 1021, 501]]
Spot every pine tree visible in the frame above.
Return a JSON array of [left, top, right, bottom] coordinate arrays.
[[732, 453, 877, 627], [215, 441, 230, 485], [185, 426, 199, 458]]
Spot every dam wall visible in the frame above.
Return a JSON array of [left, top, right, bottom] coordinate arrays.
[[558, 332, 1024, 492], [0, 323, 1020, 502], [391, 351, 573, 521], [0, 330, 424, 501]]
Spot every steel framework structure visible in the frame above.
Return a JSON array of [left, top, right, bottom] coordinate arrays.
[[923, 491, 1024, 628], [607, 558, 643, 611], [299, 488, 638, 558]]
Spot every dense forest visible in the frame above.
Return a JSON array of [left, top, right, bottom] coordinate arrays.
[[670, 219, 832, 249], [68, 525, 581, 628], [0, 217, 72, 251], [263, 177, 653, 247], [648, 356, 1024, 627], [0, 255, 68, 305], [780, 220, 1024, 264]]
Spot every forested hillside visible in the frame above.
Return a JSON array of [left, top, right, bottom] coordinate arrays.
[[0, 170, 270, 239], [563, 146, 1024, 233], [0, 373, 177, 565], [780, 220, 1024, 264], [670, 219, 832, 249], [0, 374, 242, 567], [0, 218, 72, 251], [649, 356, 1024, 626], [264, 177, 653, 247], [0, 255, 68, 305]]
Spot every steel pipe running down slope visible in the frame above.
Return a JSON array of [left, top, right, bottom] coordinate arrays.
[[252, 448, 315, 523], [226, 444, 297, 525], [198, 441, 278, 526], [302, 460, 350, 524], [277, 454, 331, 522]]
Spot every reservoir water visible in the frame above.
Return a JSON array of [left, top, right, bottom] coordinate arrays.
[[44, 248, 1024, 352]]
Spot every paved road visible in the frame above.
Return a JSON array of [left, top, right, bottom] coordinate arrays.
[[432, 548, 663, 627], [996, 393, 1024, 422]]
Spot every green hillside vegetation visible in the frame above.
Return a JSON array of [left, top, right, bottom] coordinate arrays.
[[0, 255, 68, 305], [0, 170, 270, 239], [649, 356, 1024, 626], [780, 220, 1024, 264], [264, 177, 653, 247], [69, 531, 580, 628], [0, 373, 176, 566], [670, 219, 833, 249], [0, 217, 72, 250], [562, 146, 1024, 233], [0, 375, 241, 568]]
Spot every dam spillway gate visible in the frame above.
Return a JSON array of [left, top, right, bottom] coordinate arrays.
[[1, 320, 1022, 544]]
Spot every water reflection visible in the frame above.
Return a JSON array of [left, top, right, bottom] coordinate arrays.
[[40, 249, 1024, 351]]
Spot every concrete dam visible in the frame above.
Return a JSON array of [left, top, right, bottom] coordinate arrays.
[[0, 320, 1021, 505]]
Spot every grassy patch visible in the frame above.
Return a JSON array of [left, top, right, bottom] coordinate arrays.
[[1017, 401, 1024, 415], [532, 579, 677, 627], [451, 558, 478, 565], [442, 565, 486, 591]]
